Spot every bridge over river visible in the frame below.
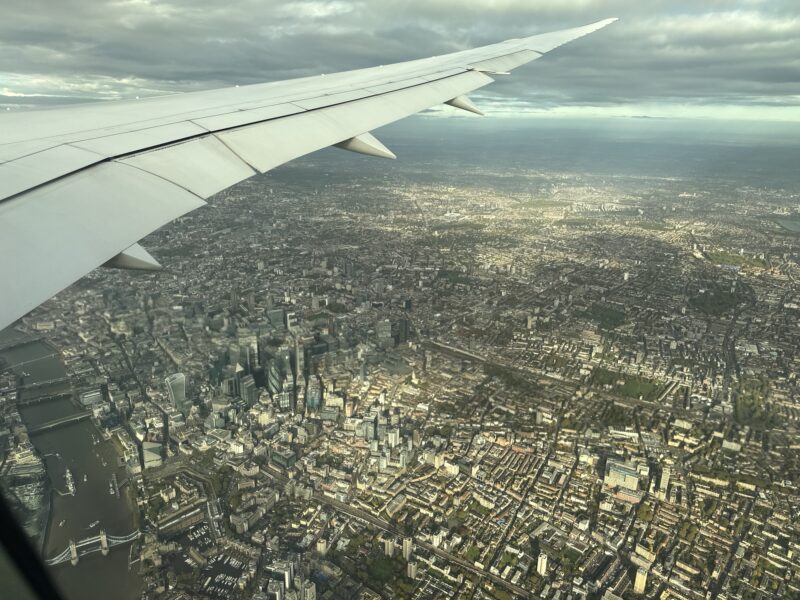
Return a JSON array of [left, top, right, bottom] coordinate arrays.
[[45, 530, 140, 566], [28, 410, 92, 435], [0, 335, 43, 353], [17, 376, 71, 393]]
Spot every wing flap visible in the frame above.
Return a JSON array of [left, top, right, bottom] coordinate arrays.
[[215, 111, 340, 174], [121, 135, 257, 198]]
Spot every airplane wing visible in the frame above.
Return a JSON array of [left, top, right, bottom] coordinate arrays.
[[0, 18, 616, 330]]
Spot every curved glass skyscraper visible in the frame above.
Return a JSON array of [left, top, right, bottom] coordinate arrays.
[[165, 373, 189, 416]]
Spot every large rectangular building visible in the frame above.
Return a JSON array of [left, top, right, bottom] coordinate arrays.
[[604, 459, 640, 491]]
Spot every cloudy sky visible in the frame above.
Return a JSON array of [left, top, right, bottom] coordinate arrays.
[[2, 0, 799, 121]]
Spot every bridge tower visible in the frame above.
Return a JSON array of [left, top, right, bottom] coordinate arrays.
[[69, 540, 78, 566], [99, 530, 109, 556]]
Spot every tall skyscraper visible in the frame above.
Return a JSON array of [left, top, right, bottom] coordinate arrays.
[[388, 427, 401, 449], [537, 553, 548, 577], [305, 375, 322, 410], [634, 568, 648, 594], [229, 283, 240, 311], [279, 348, 293, 379], [241, 374, 257, 406], [294, 336, 305, 382], [165, 373, 190, 416], [377, 318, 393, 345], [657, 466, 671, 501], [238, 332, 259, 372], [402, 537, 413, 561], [276, 375, 295, 412], [397, 318, 411, 343], [223, 373, 240, 399], [267, 361, 282, 396]]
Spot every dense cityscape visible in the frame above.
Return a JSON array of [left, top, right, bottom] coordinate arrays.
[[2, 122, 800, 600]]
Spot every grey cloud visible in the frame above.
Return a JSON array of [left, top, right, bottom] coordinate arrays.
[[1, 0, 799, 118]]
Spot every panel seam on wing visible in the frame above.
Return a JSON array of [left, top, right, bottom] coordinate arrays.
[[208, 134, 262, 176], [112, 160, 209, 205]]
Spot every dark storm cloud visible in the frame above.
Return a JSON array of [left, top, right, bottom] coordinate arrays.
[[1, 0, 798, 119]]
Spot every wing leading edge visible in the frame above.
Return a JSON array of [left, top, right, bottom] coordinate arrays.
[[0, 18, 617, 330]]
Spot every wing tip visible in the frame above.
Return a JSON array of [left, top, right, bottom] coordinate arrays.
[[536, 17, 619, 52], [583, 18, 619, 34]]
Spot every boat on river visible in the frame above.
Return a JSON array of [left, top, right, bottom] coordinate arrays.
[[64, 468, 75, 496]]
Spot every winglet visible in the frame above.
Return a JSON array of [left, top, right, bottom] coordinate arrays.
[[335, 133, 396, 159], [103, 243, 162, 271]]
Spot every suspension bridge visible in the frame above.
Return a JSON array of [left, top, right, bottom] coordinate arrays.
[[45, 530, 140, 566]]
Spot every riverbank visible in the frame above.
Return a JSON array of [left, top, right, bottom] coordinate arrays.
[[0, 329, 143, 600]]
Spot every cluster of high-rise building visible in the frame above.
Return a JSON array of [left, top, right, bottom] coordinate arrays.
[[3, 155, 800, 599]]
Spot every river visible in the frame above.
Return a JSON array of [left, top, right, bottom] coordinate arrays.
[[0, 329, 143, 600]]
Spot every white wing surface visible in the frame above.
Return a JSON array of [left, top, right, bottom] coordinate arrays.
[[0, 19, 616, 330]]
